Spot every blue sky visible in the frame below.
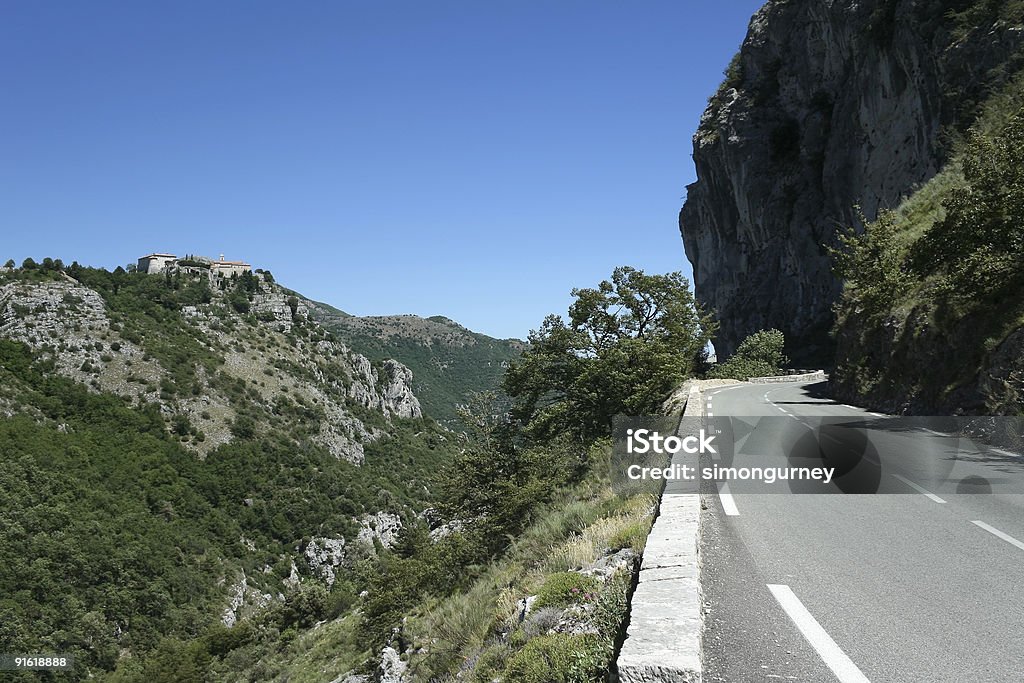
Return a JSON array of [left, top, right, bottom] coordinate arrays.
[[2, 1, 762, 340]]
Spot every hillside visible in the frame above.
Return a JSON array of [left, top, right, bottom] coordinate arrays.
[[307, 304, 525, 423], [680, 0, 1024, 365], [0, 260, 691, 682], [0, 259, 456, 680], [830, 80, 1024, 414]]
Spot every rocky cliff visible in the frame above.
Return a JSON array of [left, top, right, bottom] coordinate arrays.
[[309, 307, 525, 422], [0, 266, 420, 462], [680, 0, 1024, 363]]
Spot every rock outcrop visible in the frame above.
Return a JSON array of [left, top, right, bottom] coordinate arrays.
[[680, 0, 1024, 363], [0, 271, 421, 461]]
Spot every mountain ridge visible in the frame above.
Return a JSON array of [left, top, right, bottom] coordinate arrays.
[[307, 303, 525, 422]]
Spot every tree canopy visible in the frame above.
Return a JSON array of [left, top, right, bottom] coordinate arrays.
[[504, 267, 715, 439]]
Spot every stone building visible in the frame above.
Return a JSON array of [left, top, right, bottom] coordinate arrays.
[[137, 253, 177, 274], [137, 253, 252, 277], [210, 255, 251, 277]]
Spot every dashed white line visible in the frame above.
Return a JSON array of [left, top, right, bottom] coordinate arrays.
[[718, 483, 739, 516], [767, 584, 871, 683], [890, 474, 946, 504], [972, 521, 1024, 552]]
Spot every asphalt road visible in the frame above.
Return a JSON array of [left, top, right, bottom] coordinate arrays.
[[697, 380, 1024, 682]]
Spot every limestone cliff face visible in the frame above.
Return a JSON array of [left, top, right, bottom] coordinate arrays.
[[680, 0, 1024, 363]]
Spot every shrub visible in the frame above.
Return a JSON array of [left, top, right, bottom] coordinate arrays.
[[522, 606, 563, 637], [533, 572, 600, 610], [503, 633, 605, 683], [709, 329, 788, 380]]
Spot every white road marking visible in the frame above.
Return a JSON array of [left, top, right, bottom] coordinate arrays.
[[972, 521, 1024, 552], [868, 412, 885, 418], [991, 447, 1021, 458], [841, 404, 859, 410], [719, 483, 739, 516], [767, 584, 871, 683], [920, 428, 953, 437], [890, 474, 946, 504]]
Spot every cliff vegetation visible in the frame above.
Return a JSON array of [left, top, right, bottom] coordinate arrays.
[[831, 78, 1024, 414]]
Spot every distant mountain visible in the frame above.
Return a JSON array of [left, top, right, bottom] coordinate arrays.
[[308, 304, 526, 422]]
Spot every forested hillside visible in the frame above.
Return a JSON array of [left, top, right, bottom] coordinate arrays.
[[0, 262, 708, 682], [308, 305, 525, 423], [831, 77, 1024, 414], [0, 260, 453, 680]]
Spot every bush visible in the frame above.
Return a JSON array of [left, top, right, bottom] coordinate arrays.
[[503, 633, 606, 683], [709, 329, 788, 380], [533, 572, 600, 610]]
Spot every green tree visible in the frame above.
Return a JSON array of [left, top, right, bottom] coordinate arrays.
[[910, 110, 1024, 297], [4, 259, 14, 268], [829, 209, 910, 316], [709, 329, 788, 379], [504, 267, 715, 439]]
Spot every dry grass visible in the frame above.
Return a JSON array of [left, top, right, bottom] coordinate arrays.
[[404, 485, 657, 681]]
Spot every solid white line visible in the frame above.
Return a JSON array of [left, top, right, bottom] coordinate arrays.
[[841, 404, 859, 410], [767, 584, 871, 683], [867, 412, 885, 418], [972, 521, 1024, 552], [920, 428, 953, 437], [719, 483, 739, 516], [891, 474, 946, 504], [991, 447, 1021, 458]]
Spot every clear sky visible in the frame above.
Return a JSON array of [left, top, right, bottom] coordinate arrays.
[[2, 1, 763, 340]]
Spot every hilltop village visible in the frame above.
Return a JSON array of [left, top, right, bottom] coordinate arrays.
[[137, 252, 252, 277]]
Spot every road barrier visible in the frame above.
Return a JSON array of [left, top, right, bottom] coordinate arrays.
[[748, 370, 826, 384], [617, 384, 705, 682]]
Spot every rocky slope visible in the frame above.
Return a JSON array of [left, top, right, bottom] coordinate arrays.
[[308, 305, 525, 422], [680, 0, 1024, 363], [0, 260, 453, 680], [0, 266, 419, 462]]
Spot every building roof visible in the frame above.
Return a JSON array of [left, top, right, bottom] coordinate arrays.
[[211, 260, 250, 267], [140, 253, 177, 259]]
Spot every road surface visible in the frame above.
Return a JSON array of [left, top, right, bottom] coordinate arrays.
[[697, 380, 1024, 682]]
